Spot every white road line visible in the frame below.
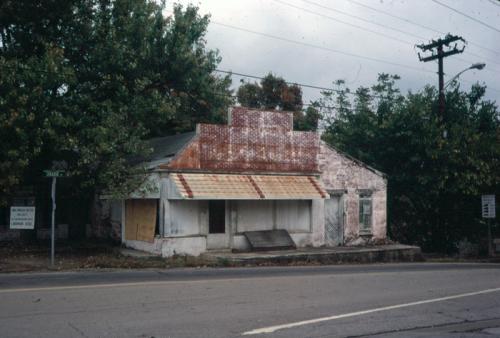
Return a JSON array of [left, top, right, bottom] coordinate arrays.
[[0, 278, 254, 294], [242, 287, 500, 335], [0, 274, 324, 294], [0, 270, 417, 294]]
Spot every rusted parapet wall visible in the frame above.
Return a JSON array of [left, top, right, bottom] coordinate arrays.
[[166, 107, 320, 173]]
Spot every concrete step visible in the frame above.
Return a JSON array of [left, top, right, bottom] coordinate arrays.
[[243, 230, 296, 251]]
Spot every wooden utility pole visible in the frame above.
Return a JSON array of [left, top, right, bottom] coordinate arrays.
[[416, 34, 466, 117]]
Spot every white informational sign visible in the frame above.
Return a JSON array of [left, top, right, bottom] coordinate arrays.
[[9, 206, 35, 229], [481, 195, 496, 219]]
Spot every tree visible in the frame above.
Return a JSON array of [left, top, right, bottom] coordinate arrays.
[[319, 74, 499, 253], [0, 0, 233, 205], [236, 73, 317, 131]]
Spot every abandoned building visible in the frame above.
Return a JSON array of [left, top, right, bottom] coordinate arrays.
[[101, 107, 387, 257]]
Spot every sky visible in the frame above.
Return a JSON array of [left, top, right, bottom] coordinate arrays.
[[167, 0, 500, 105]]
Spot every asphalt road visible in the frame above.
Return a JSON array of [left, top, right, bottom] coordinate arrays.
[[0, 263, 500, 338]]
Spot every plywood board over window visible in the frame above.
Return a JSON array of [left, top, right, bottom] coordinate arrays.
[[125, 199, 157, 242]]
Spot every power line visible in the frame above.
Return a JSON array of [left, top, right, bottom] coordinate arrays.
[[212, 22, 500, 94], [272, 0, 413, 45], [211, 91, 344, 110], [431, 0, 500, 34], [488, 0, 500, 8], [346, 0, 500, 56], [216, 69, 358, 94], [459, 52, 500, 71], [346, 0, 441, 34], [211, 21, 436, 75], [299, 0, 426, 41], [274, 0, 500, 72]]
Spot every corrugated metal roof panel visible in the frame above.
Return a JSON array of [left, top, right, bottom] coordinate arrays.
[[170, 173, 327, 200]]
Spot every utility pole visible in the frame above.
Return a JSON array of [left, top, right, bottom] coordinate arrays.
[[416, 34, 466, 117]]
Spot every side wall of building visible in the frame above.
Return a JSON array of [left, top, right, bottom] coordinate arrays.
[[319, 142, 387, 243]]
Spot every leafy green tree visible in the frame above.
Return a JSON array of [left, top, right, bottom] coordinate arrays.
[[0, 0, 232, 205], [319, 74, 499, 253], [236, 82, 262, 109], [236, 72, 317, 131]]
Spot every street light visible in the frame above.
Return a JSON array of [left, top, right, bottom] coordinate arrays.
[[441, 62, 485, 139], [444, 62, 486, 89]]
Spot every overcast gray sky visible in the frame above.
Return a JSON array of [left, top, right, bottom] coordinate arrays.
[[167, 0, 500, 105]]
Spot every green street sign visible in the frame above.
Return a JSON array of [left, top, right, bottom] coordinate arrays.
[[43, 170, 66, 177]]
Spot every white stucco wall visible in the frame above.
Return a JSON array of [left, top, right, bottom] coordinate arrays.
[[124, 237, 207, 257], [161, 236, 207, 257], [236, 200, 274, 232], [168, 200, 205, 236], [276, 200, 311, 233]]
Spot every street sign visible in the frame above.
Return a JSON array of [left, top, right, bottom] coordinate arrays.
[[10, 206, 35, 229], [482, 195, 496, 219], [43, 170, 65, 177]]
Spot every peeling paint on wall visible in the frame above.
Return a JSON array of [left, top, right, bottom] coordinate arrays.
[[319, 142, 387, 242]]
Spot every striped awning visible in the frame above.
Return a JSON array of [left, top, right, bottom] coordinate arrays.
[[170, 173, 327, 200]]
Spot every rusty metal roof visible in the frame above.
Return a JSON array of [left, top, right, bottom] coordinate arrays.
[[170, 173, 327, 200]]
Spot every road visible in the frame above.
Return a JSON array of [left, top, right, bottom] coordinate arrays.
[[0, 263, 499, 337]]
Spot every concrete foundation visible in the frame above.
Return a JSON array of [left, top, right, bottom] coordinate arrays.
[[202, 244, 423, 265]]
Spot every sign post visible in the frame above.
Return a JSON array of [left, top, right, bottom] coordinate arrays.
[[43, 169, 66, 267], [481, 195, 496, 257]]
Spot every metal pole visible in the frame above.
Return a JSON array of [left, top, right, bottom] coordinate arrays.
[[488, 218, 493, 257], [51, 176, 56, 266]]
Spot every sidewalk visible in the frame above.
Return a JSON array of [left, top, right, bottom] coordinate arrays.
[[202, 244, 423, 265], [1, 241, 423, 273]]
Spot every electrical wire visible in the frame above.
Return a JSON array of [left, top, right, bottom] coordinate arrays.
[[488, 0, 500, 8], [211, 21, 436, 75], [346, 0, 500, 56], [272, 0, 414, 45], [215, 69, 381, 97], [289, 0, 500, 73], [431, 0, 500, 34], [274, 0, 500, 72], [300, 0, 427, 41]]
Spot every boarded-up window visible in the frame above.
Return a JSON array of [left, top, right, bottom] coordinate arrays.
[[125, 199, 157, 242], [209, 200, 225, 234]]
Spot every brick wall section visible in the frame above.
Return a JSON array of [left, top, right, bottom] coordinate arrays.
[[319, 142, 387, 241], [229, 106, 293, 130], [168, 107, 320, 173]]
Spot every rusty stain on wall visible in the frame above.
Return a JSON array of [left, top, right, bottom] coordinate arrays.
[[319, 142, 387, 241], [164, 107, 320, 173]]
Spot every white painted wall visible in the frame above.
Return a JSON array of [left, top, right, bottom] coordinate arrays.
[[124, 237, 207, 257], [236, 200, 274, 232], [167, 200, 205, 236], [276, 200, 311, 233], [161, 236, 206, 257]]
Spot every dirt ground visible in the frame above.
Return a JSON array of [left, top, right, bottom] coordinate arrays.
[[0, 241, 214, 273]]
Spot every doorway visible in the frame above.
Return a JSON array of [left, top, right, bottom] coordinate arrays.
[[324, 194, 344, 246], [207, 200, 230, 249]]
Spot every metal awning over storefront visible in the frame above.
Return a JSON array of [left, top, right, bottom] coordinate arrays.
[[170, 173, 327, 200]]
